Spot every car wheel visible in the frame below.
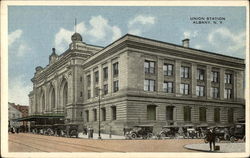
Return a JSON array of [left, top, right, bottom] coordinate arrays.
[[215, 138, 220, 143], [160, 133, 165, 139], [230, 136, 235, 143], [131, 133, 137, 139], [147, 133, 153, 139]]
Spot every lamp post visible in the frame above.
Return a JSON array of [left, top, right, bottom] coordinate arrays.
[[98, 88, 102, 139]]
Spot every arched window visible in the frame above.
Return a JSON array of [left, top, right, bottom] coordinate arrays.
[[50, 87, 55, 109], [63, 82, 68, 107], [41, 92, 45, 112]]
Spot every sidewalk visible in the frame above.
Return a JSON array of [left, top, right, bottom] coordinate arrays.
[[184, 142, 245, 153], [78, 132, 125, 139]]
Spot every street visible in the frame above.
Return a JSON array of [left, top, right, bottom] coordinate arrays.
[[9, 133, 203, 152]]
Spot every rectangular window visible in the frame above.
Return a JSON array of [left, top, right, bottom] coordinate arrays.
[[147, 105, 156, 120], [113, 62, 119, 76], [95, 87, 99, 97], [184, 106, 191, 121], [111, 106, 117, 120], [228, 108, 234, 123], [196, 86, 205, 97], [80, 76, 82, 82], [113, 80, 119, 92], [214, 108, 220, 123], [103, 67, 108, 80], [85, 110, 89, 122], [180, 83, 189, 95], [163, 82, 173, 93], [163, 64, 173, 76], [225, 73, 232, 84], [94, 71, 99, 83], [144, 79, 155, 91], [166, 106, 174, 120], [199, 107, 206, 122], [211, 87, 219, 98], [224, 88, 232, 99], [87, 90, 91, 99], [93, 109, 97, 121], [181, 66, 190, 78], [103, 84, 108, 95], [197, 69, 205, 80], [144, 60, 155, 74], [101, 108, 106, 121], [80, 91, 83, 97], [87, 75, 91, 86], [211, 71, 219, 82]]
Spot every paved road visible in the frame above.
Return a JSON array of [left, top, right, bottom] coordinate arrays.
[[9, 133, 203, 152]]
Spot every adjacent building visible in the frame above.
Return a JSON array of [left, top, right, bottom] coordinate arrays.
[[8, 103, 22, 128], [29, 33, 245, 135]]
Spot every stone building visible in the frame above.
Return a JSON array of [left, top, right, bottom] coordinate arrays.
[[29, 33, 245, 135], [8, 103, 22, 128], [9, 102, 29, 126]]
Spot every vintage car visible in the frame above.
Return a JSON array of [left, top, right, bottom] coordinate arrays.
[[127, 125, 154, 139], [183, 125, 197, 139], [214, 125, 231, 142], [159, 125, 180, 139], [229, 123, 245, 143], [195, 125, 208, 138]]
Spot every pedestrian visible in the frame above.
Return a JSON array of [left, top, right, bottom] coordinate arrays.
[[207, 128, 216, 151]]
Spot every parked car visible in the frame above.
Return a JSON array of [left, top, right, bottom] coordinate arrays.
[[195, 125, 208, 138], [159, 125, 179, 139], [229, 123, 245, 143], [183, 125, 197, 139], [127, 125, 154, 139], [214, 125, 231, 142]]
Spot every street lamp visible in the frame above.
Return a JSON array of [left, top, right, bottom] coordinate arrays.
[[98, 88, 102, 139]]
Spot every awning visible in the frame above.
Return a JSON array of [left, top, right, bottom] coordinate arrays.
[[14, 113, 65, 122]]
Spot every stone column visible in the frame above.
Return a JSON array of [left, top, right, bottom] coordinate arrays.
[[99, 65, 103, 95], [206, 65, 212, 99], [191, 63, 197, 97], [108, 60, 112, 95], [157, 57, 164, 93], [235, 71, 244, 101], [90, 69, 94, 97], [175, 60, 181, 96], [220, 68, 225, 100]]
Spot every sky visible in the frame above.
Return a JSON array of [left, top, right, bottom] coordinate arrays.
[[8, 6, 246, 105]]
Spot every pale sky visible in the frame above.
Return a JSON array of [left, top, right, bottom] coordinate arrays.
[[8, 6, 246, 105]]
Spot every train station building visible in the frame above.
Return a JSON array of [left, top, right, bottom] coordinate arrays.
[[28, 32, 245, 135]]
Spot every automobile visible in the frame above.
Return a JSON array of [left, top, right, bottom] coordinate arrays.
[[214, 125, 231, 142], [66, 124, 79, 138], [127, 125, 154, 139], [183, 125, 197, 139], [159, 125, 180, 139], [195, 125, 208, 138], [229, 123, 245, 143]]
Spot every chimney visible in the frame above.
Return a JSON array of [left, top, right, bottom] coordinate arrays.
[[182, 38, 190, 47]]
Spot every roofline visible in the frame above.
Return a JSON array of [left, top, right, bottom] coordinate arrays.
[[124, 33, 245, 61]]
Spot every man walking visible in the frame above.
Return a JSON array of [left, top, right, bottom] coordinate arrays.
[[207, 128, 216, 151]]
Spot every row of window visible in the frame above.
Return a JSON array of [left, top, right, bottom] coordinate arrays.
[[83, 106, 117, 122], [144, 79, 233, 99], [144, 61, 233, 83], [87, 81, 119, 99], [148, 106, 234, 123], [87, 62, 119, 86]]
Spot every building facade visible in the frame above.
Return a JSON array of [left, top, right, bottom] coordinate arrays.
[[8, 103, 22, 128], [29, 33, 245, 135]]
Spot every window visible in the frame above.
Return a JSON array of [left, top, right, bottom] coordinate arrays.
[[197, 69, 205, 80], [80, 91, 83, 97], [95, 87, 99, 97], [211, 87, 219, 98], [93, 109, 97, 121], [224, 88, 232, 99], [180, 83, 189, 95], [199, 107, 206, 122], [103, 84, 108, 95], [113, 80, 119, 92], [147, 105, 156, 120], [181, 66, 190, 78], [111, 106, 117, 120], [184, 106, 191, 121], [87, 75, 91, 86], [144, 79, 155, 91], [196, 86, 205, 97], [144, 60, 155, 74], [113, 62, 119, 76], [163, 64, 173, 76], [214, 108, 220, 123], [94, 71, 99, 83], [80, 76, 82, 82], [166, 106, 174, 120], [85, 110, 89, 122], [163, 82, 173, 93], [87, 90, 91, 99], [101, 108, 106, 121], [103, 67, 108, 80], [228, 108, 234, 123], [225, 73, 232, 84], [211, 71, 219, 82]]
